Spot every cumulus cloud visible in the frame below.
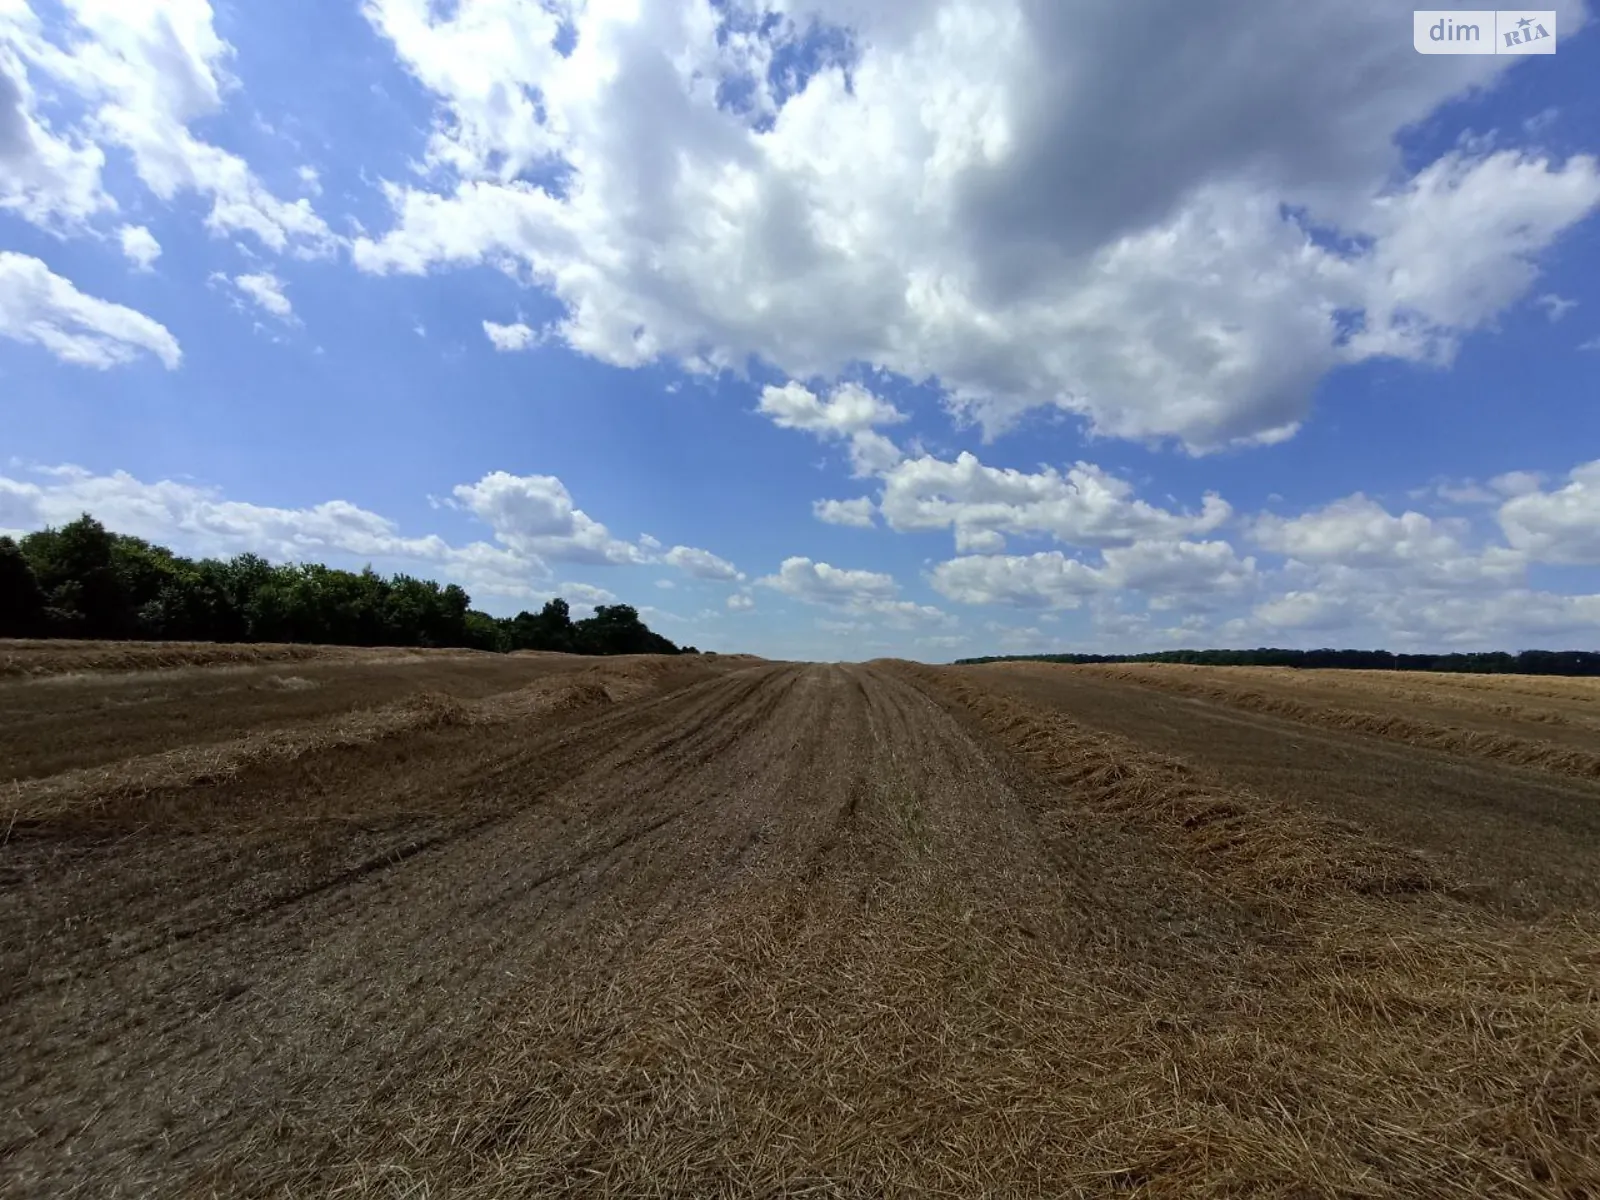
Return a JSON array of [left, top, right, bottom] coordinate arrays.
[[663, 544, 744, 581], [760, 556, 899, 605], [233, 271, 295, 322], [927, 468, 1600, 650], [758, 555, 952, 627], [813, 497, 877, 528], [556, 581, 617, 611], [880, 451, 1230, 550], [0, 42, 110, 228], [1252, 496, 1463, 568], [930, 539, 1255, 608], [1, 0, 336, 254], [1497, 460, 1600, 565], [0, 251, 180, 368], [1236, 586, 1600, 649], [352, 0, 1598, 452], [1214, 488, 1596, 648], [758, 381, 907, 476], [115, 224, 161, 270], [727, 592, 755, 612], [1251, 495, 1523, 588], [450, 470, 647, 565], [483, 320, 538, 351], [1536, 293, 1577, 321]]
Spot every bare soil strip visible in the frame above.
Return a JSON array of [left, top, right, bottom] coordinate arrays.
[[3, 661, 1597, 1197], [1058, 663, 1600, 782]]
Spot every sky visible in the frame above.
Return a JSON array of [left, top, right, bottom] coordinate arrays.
[[1, 0, 1599, 663]]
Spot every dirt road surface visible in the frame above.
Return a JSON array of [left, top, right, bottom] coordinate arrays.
[[4, 653, 1598, 1196]]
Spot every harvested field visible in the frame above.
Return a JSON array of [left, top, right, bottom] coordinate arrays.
[[3, 646, 1598, 1197], [0, 648, 632, 783], [1060, 662, 1600, 781], [0, 637, 501, 681], [967, 662, 1600, 917]]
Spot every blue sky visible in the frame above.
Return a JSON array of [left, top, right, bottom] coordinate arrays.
[[2, 0, 1599, 661]]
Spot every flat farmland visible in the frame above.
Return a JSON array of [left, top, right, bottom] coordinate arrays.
[[966, 662, 1600, 917], [3, 644, 1598, 1197]]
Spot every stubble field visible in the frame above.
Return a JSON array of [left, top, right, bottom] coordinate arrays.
[[3, 642, 1598, 1197]]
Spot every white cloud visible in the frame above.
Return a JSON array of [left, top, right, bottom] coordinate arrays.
[[1580, 336, 1600, 352], [1212, 487, 1599, 648], [1238, 586, 1600, 649], [932, 469, 1600, 651], [1342, 150, 1600, 363], [450, 470, 646, 565], [862, 599, 958, 629], [483, 319, 538, 351], [1416, 479, 1498, 506], [1536, 293, 1577, 321], [880, 451, 1230, 549], [759, 556, 899, 605], [233, 271, 295, 322], [0, 33, 111, 228], [758, 381, 906, 438], [929, 553, 1096, 609], [757, 555, 952, 628], [1497, 460, 1600, 565], [1490, 470, 1546, 497], [351, 0, 1598, 453], [556, 581, 617, 612], [1099, 539, 1256, 596], [1, 0, 337, 255], [1251, 495, 1462, 568], [0, 251, 180, 368], [115, 224, 161, 270], [663, 544, 743, 581], [929, 538, 1254, 608], [727, 592, 755, 612], [1252, 496, 1525, 589], [758, 381, 906, 477], [813, 497, 877, 528]]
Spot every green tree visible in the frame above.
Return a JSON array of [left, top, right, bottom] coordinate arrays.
[[0, 536, 48, 637], [5, 517, 690, 658], [575, 604, 678, 656], [21, 515, 128, 637]]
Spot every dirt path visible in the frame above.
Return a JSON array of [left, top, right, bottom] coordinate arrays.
[[4, 662, 1597, 1196]]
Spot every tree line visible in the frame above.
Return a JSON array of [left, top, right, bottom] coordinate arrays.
[[0, 515, 696, 657], [955, 647, 1600, 676]]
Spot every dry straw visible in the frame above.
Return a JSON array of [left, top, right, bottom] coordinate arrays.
[[1067, 664, 1600, 782]]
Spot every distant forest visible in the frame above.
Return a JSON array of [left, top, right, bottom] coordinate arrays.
[[0, 515, 696, 657], [956, 648, 1600, 676]]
